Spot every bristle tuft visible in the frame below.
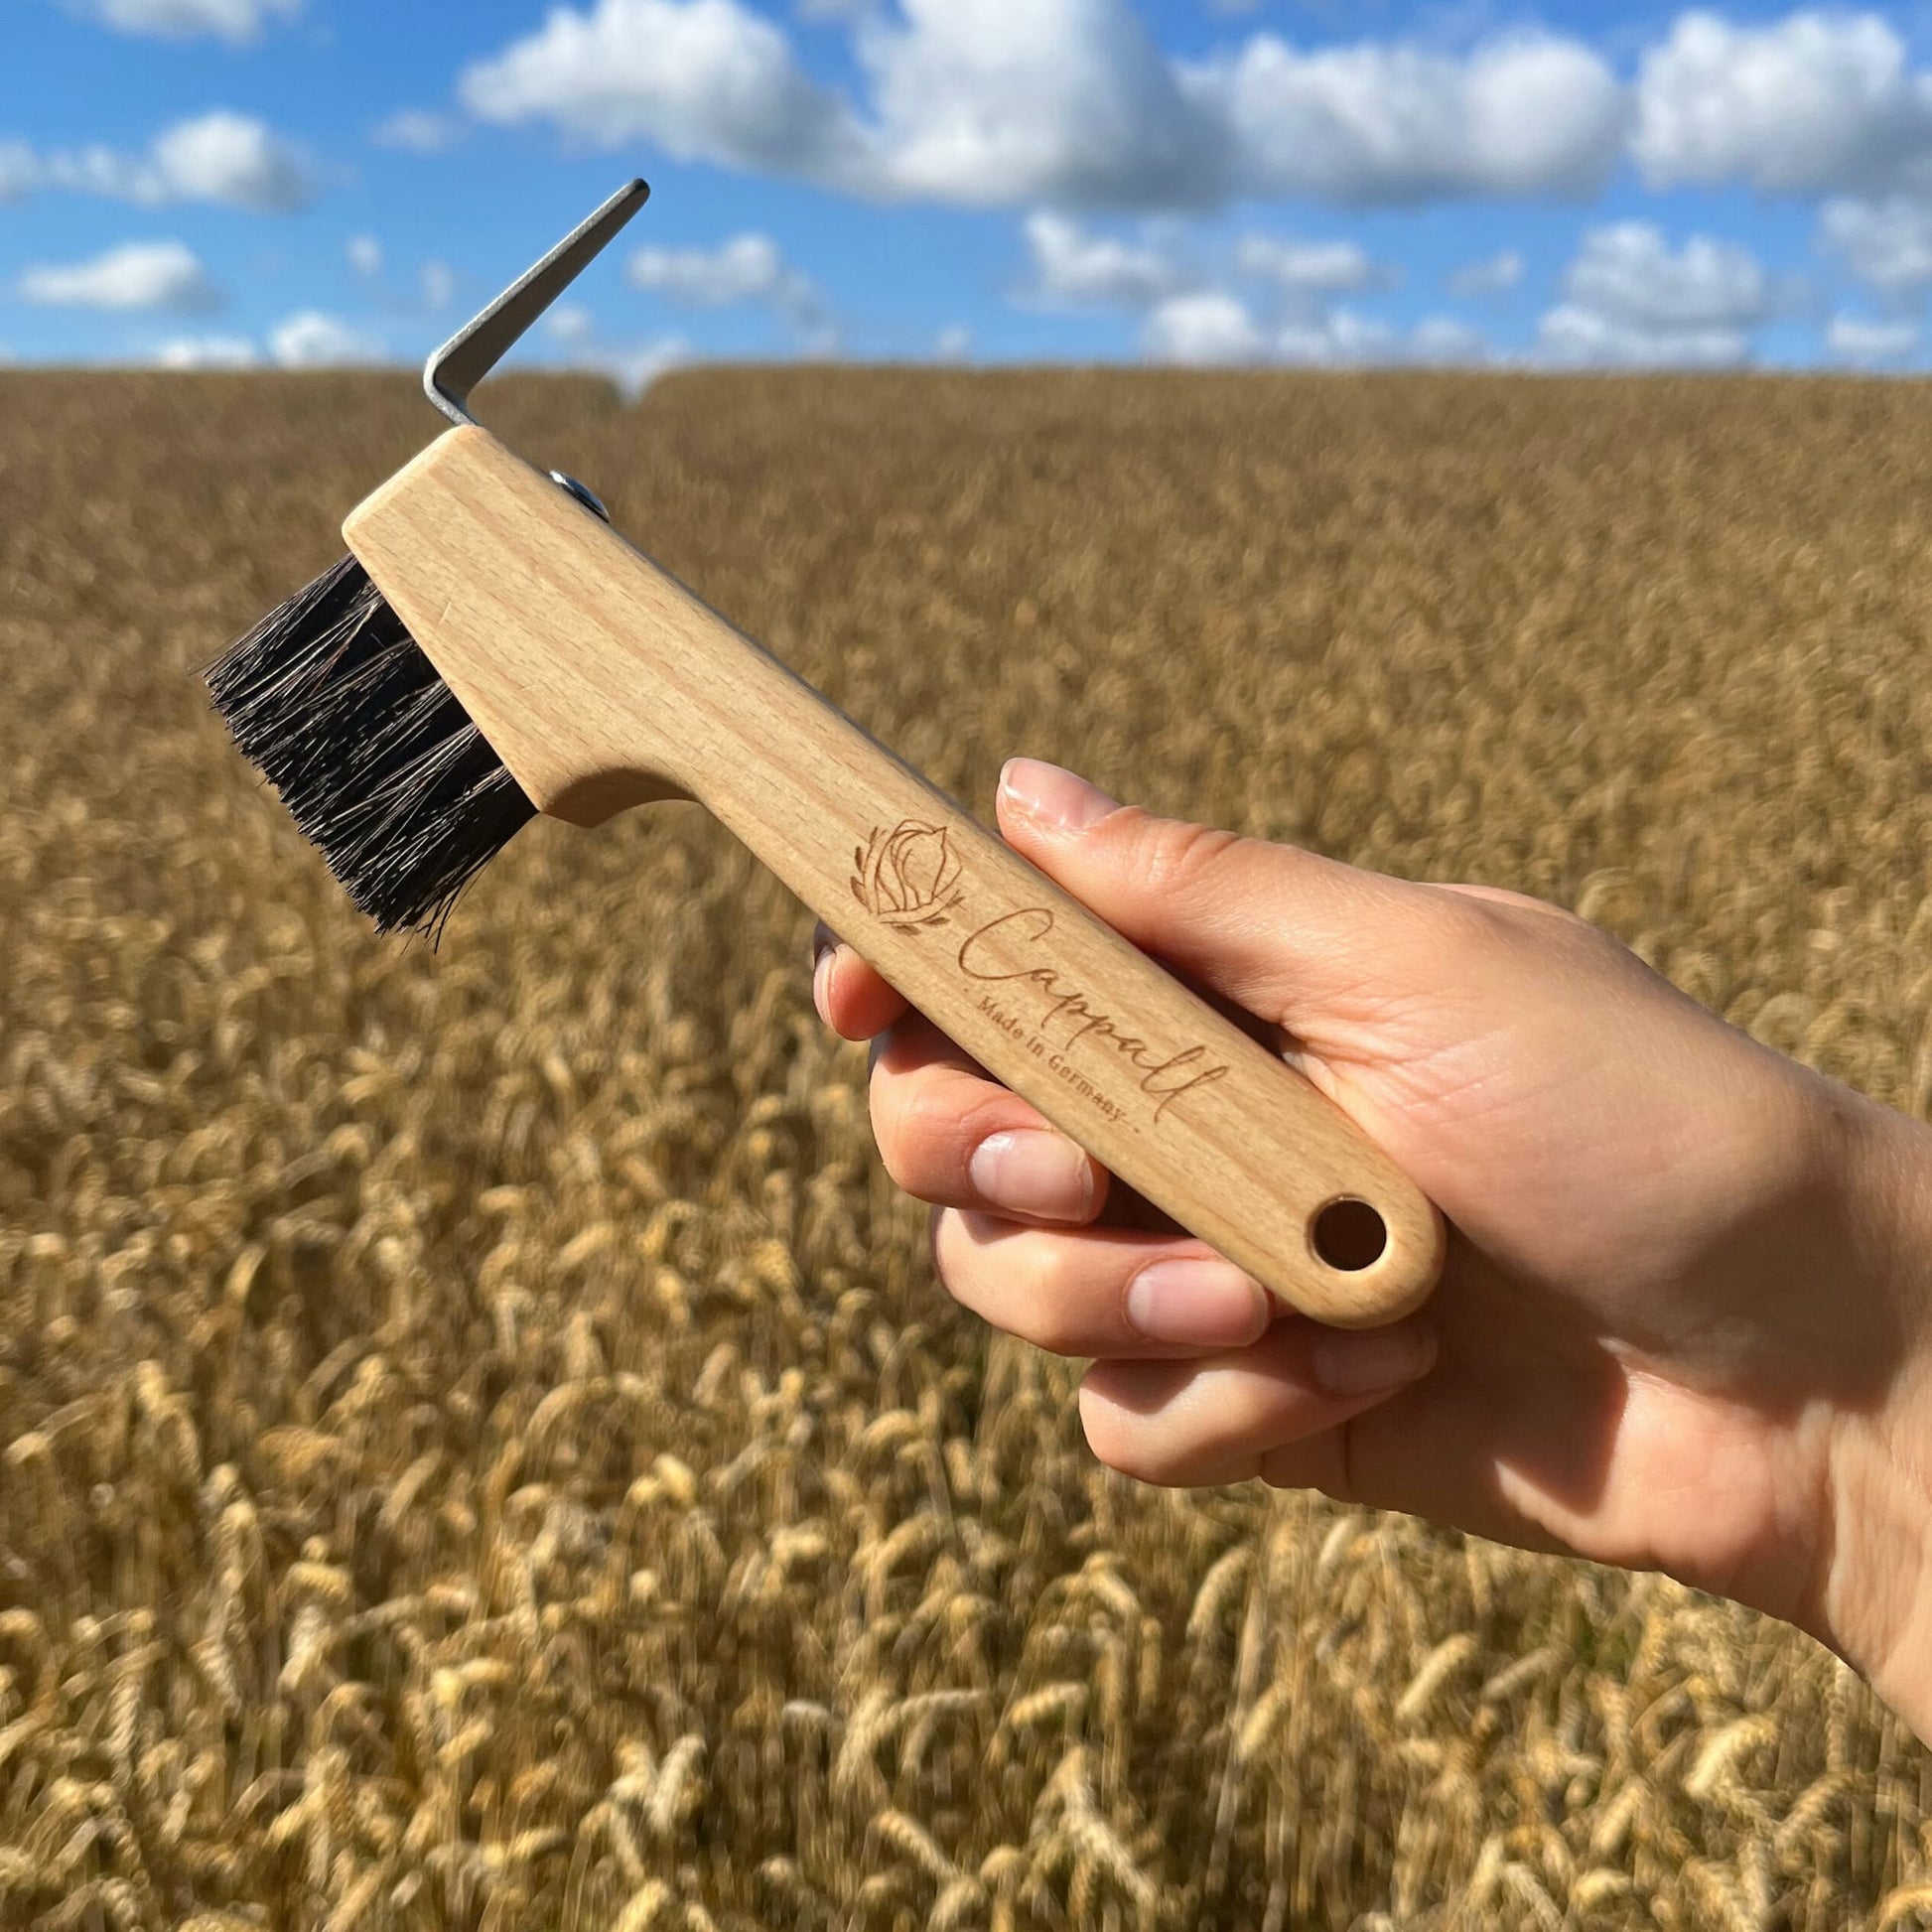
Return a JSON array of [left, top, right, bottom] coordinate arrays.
[[207, 555, 536, 940]]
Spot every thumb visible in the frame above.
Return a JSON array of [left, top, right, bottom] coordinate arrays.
[[995, 758, 1431, 1034]]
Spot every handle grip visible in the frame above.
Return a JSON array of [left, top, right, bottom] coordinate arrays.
[[696, 680, 1446, 1328], [345, 426, 1448, 1327]]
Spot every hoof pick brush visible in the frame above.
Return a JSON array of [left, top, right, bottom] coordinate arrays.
[[205, 180, 1448, 1329]]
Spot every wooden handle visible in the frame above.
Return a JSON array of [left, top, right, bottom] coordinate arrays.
[[345, 427, 1448, 1327]]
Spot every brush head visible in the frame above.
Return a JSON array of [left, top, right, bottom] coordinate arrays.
[[207, 555, 537, 941]]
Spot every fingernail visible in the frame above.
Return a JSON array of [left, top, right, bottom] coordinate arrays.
[[968, 1130, 1094, 1221], [1311, 1323, 1436, 1398], [1126, 1259, 1271, 1347], [1000, 758, 1118, 833], [812, 946, 835, 1021]]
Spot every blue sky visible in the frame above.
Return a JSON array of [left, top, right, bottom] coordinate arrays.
[[6, 0, 1932, 377]]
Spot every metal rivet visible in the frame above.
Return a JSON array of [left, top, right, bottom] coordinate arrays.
[[548, 472, 611, 523]]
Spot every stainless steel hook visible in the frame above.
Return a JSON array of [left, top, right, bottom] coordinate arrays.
[[424, 178, 650, 439]]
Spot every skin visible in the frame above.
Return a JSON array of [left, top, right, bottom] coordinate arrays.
[[811, 758, 1932, 1740]]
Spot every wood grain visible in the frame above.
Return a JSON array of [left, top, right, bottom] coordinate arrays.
[[345, 424, 1447, 1326]]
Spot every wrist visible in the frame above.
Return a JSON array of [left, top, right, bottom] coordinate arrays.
[[1809, 1077, 1932, 1734]]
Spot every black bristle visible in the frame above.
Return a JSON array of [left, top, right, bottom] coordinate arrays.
[[207, 555, 537, 941]]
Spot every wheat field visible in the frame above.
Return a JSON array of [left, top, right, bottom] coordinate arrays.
[[2, 366, 1931, 1929]]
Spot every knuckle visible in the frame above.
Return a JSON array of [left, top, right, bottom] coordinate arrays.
[[929, 1216, 1094, 1357], [931, 1209, 1004, 1313], [1124, 814, 1250, 901], [1080, 1402, 1181, 1487], [875, 1114, 949, 1201], [1420, 884, 1586, 963], [870, 1096, 928, 1195], [1024, 1300, 1091, 1360], [1490, 892, 1629, 965], [875, 1073, 955, 1157], [1016, 1242, 1105, 1356], [1439, 881, 1595, 939], [1010, 1276, 1086, 1359], [872, 1077, 975, 1195]]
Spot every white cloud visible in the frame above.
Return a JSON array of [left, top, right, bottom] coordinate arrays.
[[339, 238, 459, 312], [21, 240, 219, 312], [1278, 310, 1492, 366], [32, 148, 130, 200], [1236, 234, 1384, 297], [618, 339, 695, 392], [1530, 222, 1777, 368], [573, 337, 697, 397], [1192, 29, 1624, 203], [70, 0, 300, 42], [372, 109, 462, 153], [547, 304, 598, 346], [4, 113, 315, 212], [1447, 248, 1524, 298], [1022, 211, 1189, 308], [1535, 306, 1752, 368], [1274, 308, 1397, 364], [155, 334, 260, 368], [459, 0, 1624, 210], [144, 111, 315, 212], [1409, 316, 1493, 365], [627, 232, 818, 323], [534, 302, 694, 394], [269, 312, 386, 367], [1633, 10, 1932, 196], [1560, 221, 1773, 333], [1818, 196, 1932, 294], [1142, 291, 1266, 363], [438, 0, 1932, 265], [461, 0, 866, 181], [0, 142, 37, 204], [1827, 312, 1919, 364], [1141, 290, 1491, 367], [856, 0, 1223, 207], [935, 323, 972, 361]]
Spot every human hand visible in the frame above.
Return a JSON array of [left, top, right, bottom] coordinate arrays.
[[811, 758, 1932, 1726]]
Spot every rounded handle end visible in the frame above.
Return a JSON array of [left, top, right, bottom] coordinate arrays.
[[1288, 1188, 1448, 1329]]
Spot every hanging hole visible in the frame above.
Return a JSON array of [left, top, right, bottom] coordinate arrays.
[[1311, 1197, 1388, 1272]]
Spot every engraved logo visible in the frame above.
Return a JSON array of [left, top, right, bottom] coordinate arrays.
[[850, 821, 964, 930], [846, 818, 1231, 1127], [958, 908, 1231, 1121]]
